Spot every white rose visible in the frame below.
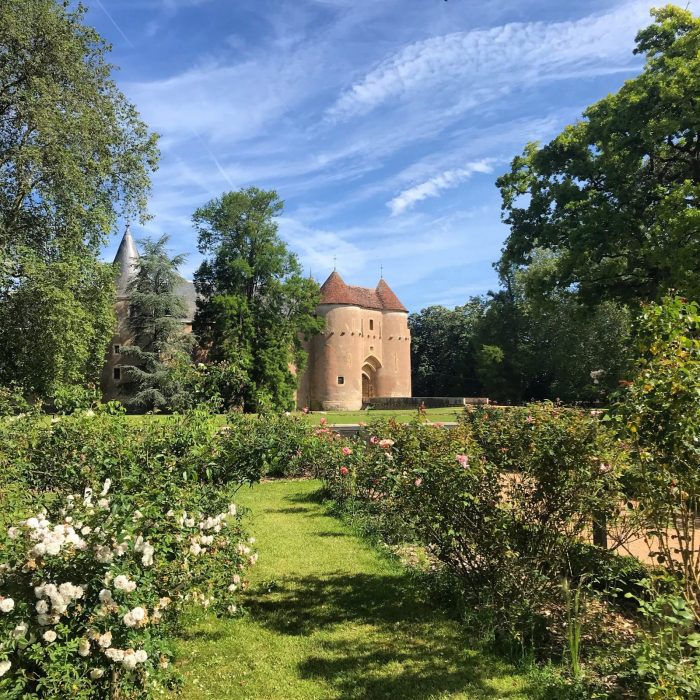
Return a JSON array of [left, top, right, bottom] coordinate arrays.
[[78, 638, 91, 656], [43, 630, 57, 642], [0, 597, 15, 613], [89, 668, 104, 679], [98, 631, 112, 648], [36, 600, 49, 614], [134, 650, 148, 663], [7, 527, 19, 539], [122, 650, 137, 670], [0, 659, 10, 677], [105, 647, 124, 662]]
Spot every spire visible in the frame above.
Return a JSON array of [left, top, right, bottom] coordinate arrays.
[[113, 224, 139, 296]]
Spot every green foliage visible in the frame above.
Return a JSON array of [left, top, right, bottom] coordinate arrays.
[[313, 407, 623, 655], [121, 235, 196, 412], [0, 410, 259, 699], [50, 384, 100, 414], [409, 251, 632, 403], [0, 0, 158, 255], [610, 295, 700, 612], [409, 299, 485, 396], [193, 187, 323, 412], [624, 576, 700, 699], [497, 6, 700, 305], [0, 384, 34, 416], [0, 254, 115, 397], [0, 0, 158, 401]]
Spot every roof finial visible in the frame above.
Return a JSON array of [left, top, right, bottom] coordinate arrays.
[[333, 255, 337, 272], [380, 264, 384, 279]]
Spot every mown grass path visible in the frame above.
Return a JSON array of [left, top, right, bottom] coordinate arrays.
[[173, 480, 535, 699]]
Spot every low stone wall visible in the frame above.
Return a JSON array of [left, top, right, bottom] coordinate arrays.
[[366, 396, 489, 410]]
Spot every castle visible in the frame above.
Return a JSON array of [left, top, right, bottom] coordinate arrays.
[[101, 228, 412, 410], [296, 271, 411, 411]]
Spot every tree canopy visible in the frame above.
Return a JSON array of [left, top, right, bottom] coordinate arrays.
[[193, 187, 322, 411], [122, 236, 195, 411], [0, 0, 159, 255], [497, 5, 699, 305], [0, 0, 159, 400]]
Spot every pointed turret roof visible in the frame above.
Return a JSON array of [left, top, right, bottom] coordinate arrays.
[[375, 278, 408, 312], [113, 225, 139, 296], [318, 271, 408, 312]]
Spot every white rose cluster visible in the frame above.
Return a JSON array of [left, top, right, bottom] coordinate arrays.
[[104, 647, 148, 669], [34, 582, 84, 625], [0, 481, 255, 692], [17, 515, 88, 559]]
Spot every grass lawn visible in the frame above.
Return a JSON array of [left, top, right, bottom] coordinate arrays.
[[171, 480, 536, 699], [123, 407, 462, 426]]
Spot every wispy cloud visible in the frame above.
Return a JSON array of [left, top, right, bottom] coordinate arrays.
[[388, 160, 495, 216], [327, 1, 651, 122]]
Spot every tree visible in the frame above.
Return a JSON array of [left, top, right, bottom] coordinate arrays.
[[0, 253, 115, 397], [121, 236, 195, 411], [0, 0, 158, 255], [193, 187, 322, 411], [0, 0, 158, 399], [409, 299, 485, 396], [497, 6, 699, 305], [474, 253, 633, 403]]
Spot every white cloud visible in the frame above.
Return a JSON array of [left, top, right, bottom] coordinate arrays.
[[327, 1, 652, 121], [388, 159, 495, 215]]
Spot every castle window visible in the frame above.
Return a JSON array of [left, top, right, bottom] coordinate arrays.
[[369, 319, 374, 331], [113, 367, 121, 381], [337, 376, 345, 385], [113, 344, 121, 354]]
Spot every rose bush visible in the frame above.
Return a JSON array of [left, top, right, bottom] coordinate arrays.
[[0, 478, 255, 699]]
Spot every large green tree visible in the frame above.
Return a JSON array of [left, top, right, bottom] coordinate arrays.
[[497, 6, 699, 305], [409, 299, 485, 397], [0, 0, 158, 254], [193, 187, 322, 411], [0, 253, 115, 397], [122, 236, 195, 411], [0, 0, 158, 398]]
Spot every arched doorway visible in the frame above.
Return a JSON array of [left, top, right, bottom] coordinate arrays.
[[362, 371, 373, 403], [362, 356, 381, 405]]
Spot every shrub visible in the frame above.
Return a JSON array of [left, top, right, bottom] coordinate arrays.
[[314, 409, 625, 653], [0, 479, 256, 699], [610, 296, 700, 612], [623, 576, 700, 699], [49, 385, 100, 415]]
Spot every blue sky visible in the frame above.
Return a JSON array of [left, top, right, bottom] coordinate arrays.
[[88, 0, 697, 312]]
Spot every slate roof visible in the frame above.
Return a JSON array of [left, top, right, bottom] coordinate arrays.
[[319, 271, 407, 312], [112, 226, 197, 323]]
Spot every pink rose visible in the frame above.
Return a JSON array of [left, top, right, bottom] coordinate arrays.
[[414, 478, 423, 487], [456, 454, 469, 468], [370, 436, 379, 444], [378, 439, 395, 449], [342, 447, 352, 456], [339, 467, 349, 476], [320, 417, 327, 426]]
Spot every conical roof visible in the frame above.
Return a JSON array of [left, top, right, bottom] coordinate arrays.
[[318, 271, 408, 312], [376, 278, 407, 312], [319, 270, 353, 305], [113, 225, 139, 296]]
